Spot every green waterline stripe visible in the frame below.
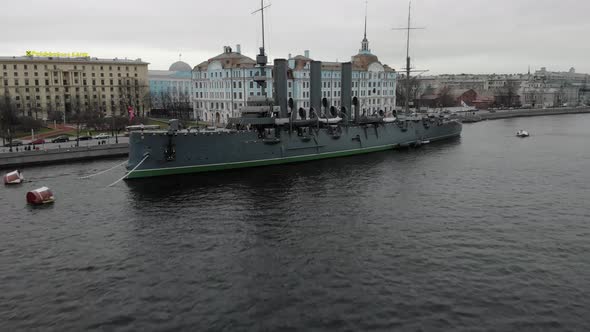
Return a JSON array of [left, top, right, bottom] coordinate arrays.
[[126, 144, 396, 179], [126, 132, 461, 179]]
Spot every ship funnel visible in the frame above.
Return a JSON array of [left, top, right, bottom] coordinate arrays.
[[273, 59, 289, 119], [310, 61, 322, 114], [341, 62, 352, 123]]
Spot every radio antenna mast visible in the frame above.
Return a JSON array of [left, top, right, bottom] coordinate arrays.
[[393, 1, 426, 114], [252, 0, 271, 97]]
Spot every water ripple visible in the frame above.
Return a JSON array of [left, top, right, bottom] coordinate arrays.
[[1, 115, 590, 331]]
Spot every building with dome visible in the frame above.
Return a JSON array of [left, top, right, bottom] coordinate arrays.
[[149, 59, 194, 118], [193, 27, 397, 125]]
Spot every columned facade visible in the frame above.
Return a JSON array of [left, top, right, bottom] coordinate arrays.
[[0, 56, 149, 120], [193, 37, 397, 125]]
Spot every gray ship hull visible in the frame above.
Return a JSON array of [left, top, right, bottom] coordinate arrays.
[[125, 119, 461, 179]]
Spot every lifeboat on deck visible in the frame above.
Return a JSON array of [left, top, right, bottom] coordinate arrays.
[[26, 187, 55, 205], [3, 170, 24, 185]]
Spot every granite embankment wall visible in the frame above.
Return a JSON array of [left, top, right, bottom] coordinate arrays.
[[0, 144, 128, 169], [460, 107, 590, 122]]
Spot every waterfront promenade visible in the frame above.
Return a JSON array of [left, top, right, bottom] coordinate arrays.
[[458, 106, 590, 122], [0, 141, 128, 169]]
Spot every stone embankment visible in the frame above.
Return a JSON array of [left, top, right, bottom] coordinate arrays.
[[0, 144, 128, 169], [459, 106, 590, 122]]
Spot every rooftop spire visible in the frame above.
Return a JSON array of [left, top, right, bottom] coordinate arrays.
[[364, 0, 368, 39], [360, 0, 371, 54]]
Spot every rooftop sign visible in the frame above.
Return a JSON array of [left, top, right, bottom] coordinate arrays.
[[25, 50, 89, 58]]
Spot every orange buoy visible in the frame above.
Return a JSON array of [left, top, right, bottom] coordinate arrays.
[[4, 170, 24, 185], [26, 187, 55, 205]]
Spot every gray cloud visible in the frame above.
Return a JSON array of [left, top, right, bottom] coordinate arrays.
[[1, 0, 588, 74]]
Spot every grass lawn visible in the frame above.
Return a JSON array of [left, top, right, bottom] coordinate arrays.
[[14, 127, 64, 138], [148, 118, 207, 127], [147, 118, 168, 125]]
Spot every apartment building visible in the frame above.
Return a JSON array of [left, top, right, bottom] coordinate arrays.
[[0, 54, 149, 120]]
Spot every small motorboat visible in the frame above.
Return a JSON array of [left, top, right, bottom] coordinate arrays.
[[26, 187, 55, 205], [3, 170, 24, 185], [516, 130, 530, 137]]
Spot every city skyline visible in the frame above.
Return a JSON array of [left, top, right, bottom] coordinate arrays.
[[0, 0, 588, 74]]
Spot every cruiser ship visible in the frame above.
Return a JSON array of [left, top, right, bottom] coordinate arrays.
[[124, 2, 462, 179]]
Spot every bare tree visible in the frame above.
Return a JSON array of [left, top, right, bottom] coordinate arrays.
[[438, 86, 456, 107], [0, 94, 18, 146], [46, 102, 63, 124], [396, 75, 420, 109], [140, 87, 152, 118], [16, 87, 27, 117], [494, 80, 520, 108]]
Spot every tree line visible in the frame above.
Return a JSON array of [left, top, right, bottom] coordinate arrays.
[[0, 80, 151, 145]]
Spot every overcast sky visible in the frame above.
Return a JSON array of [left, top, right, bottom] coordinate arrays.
[[1, 0, 589, 75]]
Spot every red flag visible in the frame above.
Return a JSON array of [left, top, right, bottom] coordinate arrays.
[[127, 106, 135, 121]]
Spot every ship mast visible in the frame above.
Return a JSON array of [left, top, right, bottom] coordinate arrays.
[[393, 1, 425, 115], [405, 2, 411, 114], [252, 0, 271, 98]]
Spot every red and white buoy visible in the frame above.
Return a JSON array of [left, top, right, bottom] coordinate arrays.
[[26, 187, 55, 205], [3, 170, 24, 185]]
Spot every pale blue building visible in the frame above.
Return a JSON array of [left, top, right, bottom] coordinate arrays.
[[193, 27, 398, 125], [149, 61, 194, 117]]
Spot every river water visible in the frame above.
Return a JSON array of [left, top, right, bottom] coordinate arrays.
[[1, 114, 589, 331]]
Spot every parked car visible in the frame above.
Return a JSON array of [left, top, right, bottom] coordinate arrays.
[[77, 135, 93, 141], [4, 139, 23, 147], [51, 135, 70, 143], [29, 138, 46, 145], [93, 133, 110, 140]]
